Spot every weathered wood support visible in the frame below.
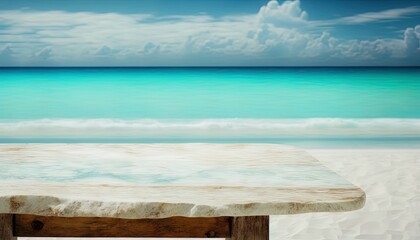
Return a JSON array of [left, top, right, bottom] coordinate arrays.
[[0, 214, 16, 240], [231, 216, 269, 240], [14, 214, 231, 238], [10, 214, 269, 239]]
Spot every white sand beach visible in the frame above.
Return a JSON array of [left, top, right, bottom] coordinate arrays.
[[19, 148, 420, 240], [271, 149, 420, 240]]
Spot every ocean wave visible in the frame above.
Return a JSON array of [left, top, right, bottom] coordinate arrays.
[[1, 118, 420, 138]]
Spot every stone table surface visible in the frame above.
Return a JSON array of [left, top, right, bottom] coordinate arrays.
[[0, 144, 365, 219]]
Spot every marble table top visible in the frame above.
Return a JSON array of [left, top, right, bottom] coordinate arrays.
[[0, 144, 365, 218]]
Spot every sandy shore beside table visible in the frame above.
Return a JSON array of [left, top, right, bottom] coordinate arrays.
[[0, 144, 365, 239]]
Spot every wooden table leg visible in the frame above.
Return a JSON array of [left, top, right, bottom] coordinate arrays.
[[0, 214, 16, 240], [230, 216, 269, 240]]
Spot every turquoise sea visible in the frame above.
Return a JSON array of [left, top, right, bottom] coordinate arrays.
[[1, 67, 419, 148]]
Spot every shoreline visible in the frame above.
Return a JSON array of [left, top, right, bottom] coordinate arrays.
[[1, 141, 419, 150]]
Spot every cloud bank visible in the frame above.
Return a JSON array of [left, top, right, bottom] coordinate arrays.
[[0, 0, 419, 66]]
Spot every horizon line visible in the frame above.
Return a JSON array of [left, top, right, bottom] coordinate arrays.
[[1, 66, 419, 68]]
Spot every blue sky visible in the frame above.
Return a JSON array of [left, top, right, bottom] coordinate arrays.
[[0, 0, 419, 66]]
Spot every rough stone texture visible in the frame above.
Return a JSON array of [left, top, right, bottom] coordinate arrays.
[[0, 144, 365, 219]]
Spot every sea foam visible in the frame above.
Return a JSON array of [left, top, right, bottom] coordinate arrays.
[[1, 118, 419, 138]]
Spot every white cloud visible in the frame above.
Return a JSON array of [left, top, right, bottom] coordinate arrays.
[[331, 6, 420, 25], [335, 39, 406, 60], [184, 31, 241, 55], [0, 0, 418, 66], [257, 0, 308, 27], [404, 25, 420, 54], [301, 32, 337, 58]]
